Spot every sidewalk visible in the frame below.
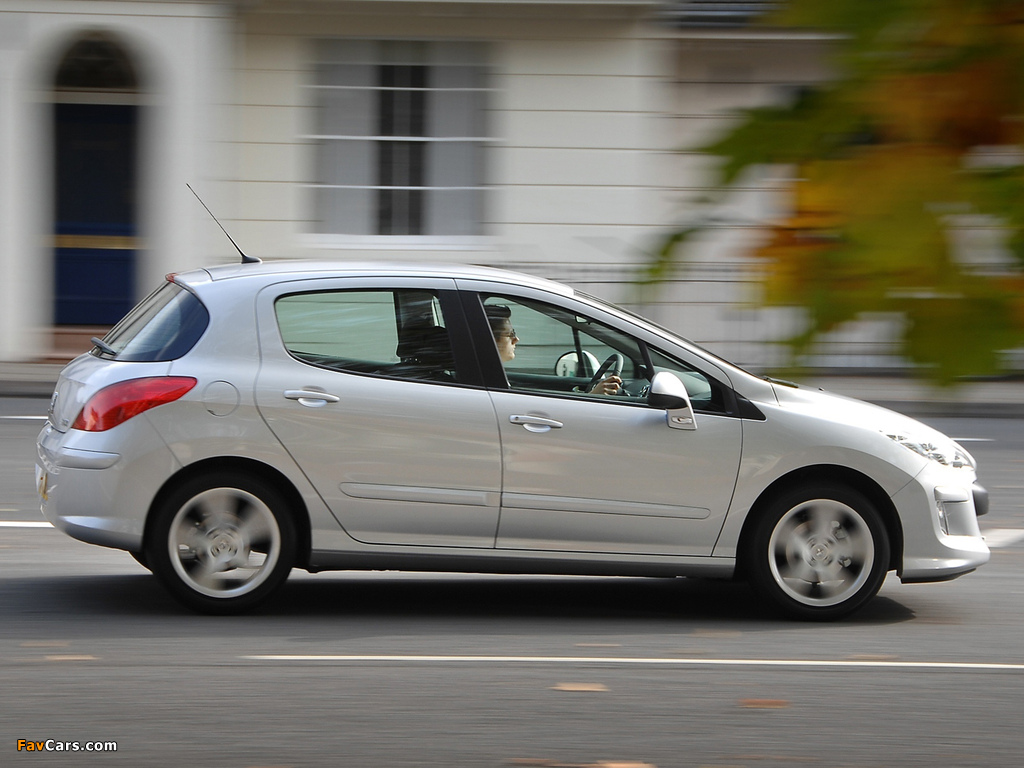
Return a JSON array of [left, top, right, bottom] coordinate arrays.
[[3, 360, 1023, 418]]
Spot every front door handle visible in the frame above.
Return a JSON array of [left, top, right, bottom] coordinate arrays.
[[509, 414, 563, 433], [284, 389, 340, 407]]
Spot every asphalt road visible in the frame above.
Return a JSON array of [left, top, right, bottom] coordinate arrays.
[[2, 398, 1023, 767]]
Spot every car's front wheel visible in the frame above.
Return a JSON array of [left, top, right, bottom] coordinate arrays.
[[746, 484, 890, 620], [147, 472, 296, 614]]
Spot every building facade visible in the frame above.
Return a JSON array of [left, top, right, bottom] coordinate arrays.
[[0, 0, 834, 369], [0, 0, 236, 360]]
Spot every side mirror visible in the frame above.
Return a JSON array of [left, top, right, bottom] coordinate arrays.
[[648, 371, 697, 430], [554, 350, 600, 377]]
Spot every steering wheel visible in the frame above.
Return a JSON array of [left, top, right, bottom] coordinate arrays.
[[586, 353, 624, 393]]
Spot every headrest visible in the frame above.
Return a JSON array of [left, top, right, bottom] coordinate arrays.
[[396, 325, 454, 368]]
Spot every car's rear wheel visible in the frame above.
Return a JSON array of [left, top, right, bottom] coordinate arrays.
[[147, 473, 296, 614], [746, 484, 890, 620]]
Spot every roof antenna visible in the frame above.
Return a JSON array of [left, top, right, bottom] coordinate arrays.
[[187, 183, 261, 264]]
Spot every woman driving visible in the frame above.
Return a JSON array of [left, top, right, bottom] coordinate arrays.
[[485, 304, 622, 395]]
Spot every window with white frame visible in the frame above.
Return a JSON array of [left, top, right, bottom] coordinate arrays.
[[308, 40, 490, 238]]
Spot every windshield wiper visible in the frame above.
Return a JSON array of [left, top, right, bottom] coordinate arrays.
[[764, 376, 799, 389]]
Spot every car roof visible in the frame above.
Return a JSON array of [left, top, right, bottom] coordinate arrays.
[[175, 260, 574, 297], [171, 258, 765, 394]]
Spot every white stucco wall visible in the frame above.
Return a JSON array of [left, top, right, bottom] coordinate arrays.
[[231, 3, 671, 290], [227, 5, 844, 370], [644, 33, 834, 368]]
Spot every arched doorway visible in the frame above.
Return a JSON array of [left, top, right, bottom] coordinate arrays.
[[52, 32, 140, 327]]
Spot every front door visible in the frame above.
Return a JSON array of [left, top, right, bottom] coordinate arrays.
[[254, 279, 502, 548], [491, 392, 741, 556], [475, 292, 743, 557]]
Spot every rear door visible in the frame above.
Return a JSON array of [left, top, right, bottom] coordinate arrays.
[[254, 277, 502, 548]]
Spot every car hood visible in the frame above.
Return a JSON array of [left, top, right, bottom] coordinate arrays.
[[768, 380, 976, 468], [771, 380, 927, 430]]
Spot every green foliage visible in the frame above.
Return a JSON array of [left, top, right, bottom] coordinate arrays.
[[904, 287, 1021, 384], [656, 0, 1024, 384], [703, 89, 866, 185]]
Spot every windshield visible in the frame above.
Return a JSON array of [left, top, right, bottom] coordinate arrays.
[[573, 290, 758, 378], [99, 281, 209, 362]]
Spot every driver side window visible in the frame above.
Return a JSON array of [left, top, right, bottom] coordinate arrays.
[[480, 295, 646, 401]]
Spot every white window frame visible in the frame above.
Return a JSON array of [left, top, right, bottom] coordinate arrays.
[[302, 38, 498, 249]]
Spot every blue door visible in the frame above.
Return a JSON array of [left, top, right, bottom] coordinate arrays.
[[54, 103, 137, 325]]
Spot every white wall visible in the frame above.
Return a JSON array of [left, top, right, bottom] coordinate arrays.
[[227, 5, 844, 371], [642, 34, 834, 368], [231, 2, 670, 286]]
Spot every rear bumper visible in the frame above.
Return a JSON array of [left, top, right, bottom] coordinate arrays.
[[36, 420, 179, 552]]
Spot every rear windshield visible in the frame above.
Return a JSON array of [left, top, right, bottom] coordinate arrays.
[[98, 281, 209, 362]]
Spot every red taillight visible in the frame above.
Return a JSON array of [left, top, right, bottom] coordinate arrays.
[[71, 377, 197, 432]]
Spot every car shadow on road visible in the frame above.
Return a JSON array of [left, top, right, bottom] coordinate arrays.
[[0, 571, 916, 629], [272, 573, 916, 627]]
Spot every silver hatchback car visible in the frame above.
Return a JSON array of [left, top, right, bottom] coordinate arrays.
[[36, 260, 990, 618]]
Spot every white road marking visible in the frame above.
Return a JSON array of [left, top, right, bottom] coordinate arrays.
[[0, 415, 47, 420], [982, 529, 1024, 548], [951, 437, 994, 442], [241, 655, 1024, 671], [0, 521, 53, 528]]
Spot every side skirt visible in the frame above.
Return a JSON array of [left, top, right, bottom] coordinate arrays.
[[305, 549, 735, 579]]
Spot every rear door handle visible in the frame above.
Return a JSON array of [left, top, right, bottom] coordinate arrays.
[[284, 390, 340, 407], [509, 414, 563, 432]]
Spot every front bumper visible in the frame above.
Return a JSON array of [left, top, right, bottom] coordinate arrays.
[[894, 462, 990, 584]]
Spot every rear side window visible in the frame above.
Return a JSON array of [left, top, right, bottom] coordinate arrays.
[[98, 282, 209, 362], [275, 289, 459, 383]]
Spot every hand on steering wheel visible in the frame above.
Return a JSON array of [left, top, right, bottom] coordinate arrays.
[[587, 353, 624, 395]]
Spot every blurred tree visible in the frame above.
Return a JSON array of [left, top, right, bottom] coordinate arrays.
[[650, 0, 1024, 384]]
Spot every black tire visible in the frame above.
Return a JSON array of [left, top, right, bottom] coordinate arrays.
[[146, 472, 297, 614], [745, 484, 890, 620]]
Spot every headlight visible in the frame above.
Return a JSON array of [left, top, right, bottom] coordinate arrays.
[[883, 430, 975, 469]]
